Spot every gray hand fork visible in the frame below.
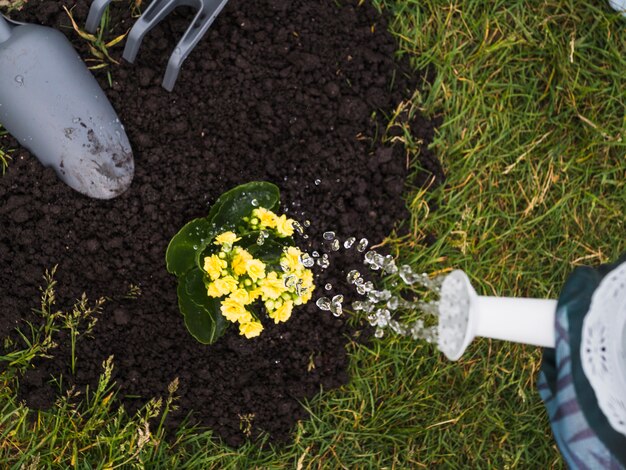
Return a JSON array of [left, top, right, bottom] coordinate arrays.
[[0, 14, 134, 199], [86, 0, 229, 91]]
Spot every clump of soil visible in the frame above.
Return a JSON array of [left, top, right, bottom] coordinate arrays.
[[0, 0, 443, 446]]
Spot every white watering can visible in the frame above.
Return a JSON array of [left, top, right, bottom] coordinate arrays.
[[437, 261, 626, 438]]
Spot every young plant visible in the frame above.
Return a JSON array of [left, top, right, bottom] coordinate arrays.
[[166, 182, 315, 343], [63, 5, 128, 85], [0, 126, 12, 175], [62, 294, 103, 375]]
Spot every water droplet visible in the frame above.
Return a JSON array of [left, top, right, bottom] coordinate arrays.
[[352, 300, 365, 311], [374, 328, 384, 339], [387, 296, 399, 310], [323, 231, 335, 240], [292, 221, 305, 235], [311, 251, 320, 258], [316, 254, 330, 269], [356, 238, 369, 252], [417, 300, 440, 317], [374, 308, 391, 327], [389, 319, 407, 336], [324, 283, 332, 291], [284, 275, 297, 288], [346, 270, 361, 284], [316, 297, 331, 311], [381, 255, 398, 274], [251, 198, 259, 206], [364, 250, 377, 264], [330, 239, 340, 251], [300, 253, 315, 268], [343, 237, 356, 249], [304, 220, 311, 227], [314, 179, 321, 185], [330, 294, 344, 316], [14, 75, 24, 85]]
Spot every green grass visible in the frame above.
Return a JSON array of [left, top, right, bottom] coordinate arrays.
[[1, 0, 625, 467], [0, 127, 11, 175]]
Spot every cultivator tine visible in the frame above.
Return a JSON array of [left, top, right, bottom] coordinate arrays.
[[122, 0, 181, 64], [162, 0, 229, 91], [86, 0, 114, 33]]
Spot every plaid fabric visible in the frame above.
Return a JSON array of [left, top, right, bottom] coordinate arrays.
[[539, 256, 626, 469]]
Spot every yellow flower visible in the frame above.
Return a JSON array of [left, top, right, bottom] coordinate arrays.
[[259, 271, 285, 300], [281, 246, 302, 272], [221, 298, 252, 323], [230, 288, 251, 305], [214, 231, 240, 246], [299, 268, 314, 289], [246, 258, 266, 282], [206, 282, 221, 298], [239, 321, 263, 339], [212, 275, 238, 296], [298, 289, 313, 305], [269, 300, 293, 324], [275, 214, 295, 237], [203, 254, 226, 280], [253, 207, 277, 228], [248, 286, 263, 301], [232, 248, 253, 276]]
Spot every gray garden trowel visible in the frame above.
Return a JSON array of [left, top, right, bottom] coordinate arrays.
[[0, 14, 134, 199]]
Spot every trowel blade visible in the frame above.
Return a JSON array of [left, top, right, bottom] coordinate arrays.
[[0, 19, 134, 199]]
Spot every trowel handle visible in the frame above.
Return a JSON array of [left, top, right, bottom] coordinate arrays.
[[0, 15, 14, 44]]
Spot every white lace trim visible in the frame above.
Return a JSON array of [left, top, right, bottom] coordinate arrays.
[[581, 260, 626, 437]]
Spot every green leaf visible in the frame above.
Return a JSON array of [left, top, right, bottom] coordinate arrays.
[[209, 182, 280, 229], [239, 231, 294, 249], [238, 231, 295, 268], [246, 239, 290, 265], [177, 268, 227, 344], [166, 218, 216, 277]]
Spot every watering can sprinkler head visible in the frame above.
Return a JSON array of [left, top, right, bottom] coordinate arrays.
[[0, 15, 134, 199], [438, 270, 558, 361], [437, 270, 476, 361]]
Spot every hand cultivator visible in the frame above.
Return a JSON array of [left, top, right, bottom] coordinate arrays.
[[86, 0, 230, 91]]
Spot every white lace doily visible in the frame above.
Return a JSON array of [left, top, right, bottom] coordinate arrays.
[[581, 260, 626, 437]]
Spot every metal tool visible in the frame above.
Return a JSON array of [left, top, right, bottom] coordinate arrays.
[[86, 0, 229, 91], [0, 14, 134, 199]]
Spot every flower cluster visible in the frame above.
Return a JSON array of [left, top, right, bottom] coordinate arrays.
[[202, 208, 314, 339]]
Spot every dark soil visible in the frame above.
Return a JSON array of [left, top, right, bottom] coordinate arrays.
[[0, 0, 443, 446]]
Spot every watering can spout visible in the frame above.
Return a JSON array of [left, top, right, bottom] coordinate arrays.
[[438, 270, 557, 361]]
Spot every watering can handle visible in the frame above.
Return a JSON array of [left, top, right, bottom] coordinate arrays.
[[0, 15, 14, 43]]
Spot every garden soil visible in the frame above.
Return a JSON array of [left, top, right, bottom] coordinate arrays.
[[0, 0, 443, 446]]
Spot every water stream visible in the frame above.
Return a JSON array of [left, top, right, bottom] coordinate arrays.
[[282, 227, 448, 345]]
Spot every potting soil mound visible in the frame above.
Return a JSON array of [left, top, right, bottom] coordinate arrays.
[[0, 0, 443, 446]]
